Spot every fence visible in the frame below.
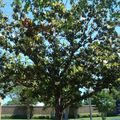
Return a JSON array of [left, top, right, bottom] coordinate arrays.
[[1, 105, 99, 118]]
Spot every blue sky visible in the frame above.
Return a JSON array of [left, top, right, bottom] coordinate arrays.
[[2, 0, 13, 14], [2, 96, 11, 105], [116, 26, 120, 35]]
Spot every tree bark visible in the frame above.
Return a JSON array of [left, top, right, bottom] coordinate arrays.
[[55, 104, 63, 120], [54, 90, 63, 120], [26, 103, 30, 120], [101, 112, 107, 120], [63, 106, 69, 120]]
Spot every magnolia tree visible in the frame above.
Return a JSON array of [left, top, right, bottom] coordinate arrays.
[[0, 0, 120, 119]]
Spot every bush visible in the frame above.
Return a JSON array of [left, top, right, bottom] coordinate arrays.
[[2, 115, 27, 119], [32, 115, 50, 119]]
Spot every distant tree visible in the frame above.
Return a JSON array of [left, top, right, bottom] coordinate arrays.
[[19, 88, 37, 120], [93, 88, 120, 120], [6, 86, 37, 120], [6, 86, 26, 105], [0, 0, 120, 120]]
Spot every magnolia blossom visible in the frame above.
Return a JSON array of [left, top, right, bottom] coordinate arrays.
[[103, 60, 108, 64]]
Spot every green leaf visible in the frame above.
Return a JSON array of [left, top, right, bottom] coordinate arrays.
[[15, 0, 21, 5], [24, 2, 31, 12]]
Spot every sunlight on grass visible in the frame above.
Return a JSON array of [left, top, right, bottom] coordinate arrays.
[[70, 116, 120, 120]]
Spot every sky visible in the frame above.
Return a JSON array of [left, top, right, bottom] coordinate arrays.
[[1, 0, 13, 15], [1, 0, 120, 105]]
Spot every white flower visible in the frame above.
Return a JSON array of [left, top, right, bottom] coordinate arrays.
[[55, 82, 60, 85], [103, 60, 108, 64], [34, 9, 38, 13]]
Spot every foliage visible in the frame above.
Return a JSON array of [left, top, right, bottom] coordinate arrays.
[[0, 0, 120, 119], [6, 86, 37, 105], [93, 89, 116, 112], [93, 88, 120, 120]]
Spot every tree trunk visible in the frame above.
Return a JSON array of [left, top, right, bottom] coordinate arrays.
[[26, 103, 30, 120], [101, 112, 107, 120], [54, 90, 63, 120], [55, 104, 63, 120], [63, 106, 69, 120], [51, 108, 55, 119]]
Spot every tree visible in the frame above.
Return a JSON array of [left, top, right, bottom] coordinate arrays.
[[6, 87, 22, 105], [6, 86, 37, 120], [93, 88, 120, 120], [0, 0, 15, 98], [19, 87, 38, 120], [0, 0, 120, 119]]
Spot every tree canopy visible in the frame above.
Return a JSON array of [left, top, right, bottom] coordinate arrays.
[[0, 0, 120, 119]]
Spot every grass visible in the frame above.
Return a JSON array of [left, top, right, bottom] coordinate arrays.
[[1, 115, 120, 120], [70, 117, 120, 120], [2, 117, 120, 120]]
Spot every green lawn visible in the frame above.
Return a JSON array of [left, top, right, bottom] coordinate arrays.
[[70, 116, 120, 120], [2, 117, 120, 120]]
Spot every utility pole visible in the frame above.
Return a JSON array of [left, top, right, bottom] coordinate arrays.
[[89, 87, 93, 120], [89, 97, 92, 120], [0, 96, 2, 120]]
